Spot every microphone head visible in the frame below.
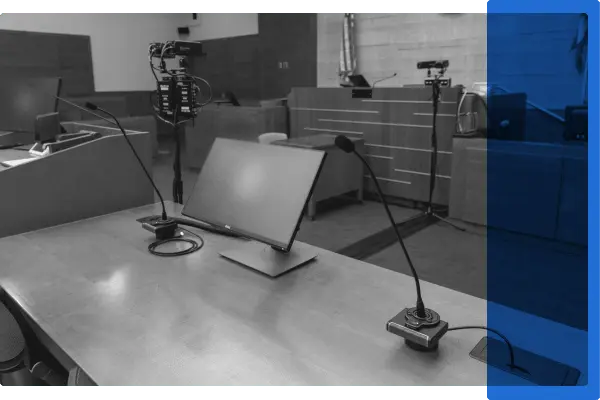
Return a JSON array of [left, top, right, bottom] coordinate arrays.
[[85, 102, 98, 111], [334, 135, 355, 153]]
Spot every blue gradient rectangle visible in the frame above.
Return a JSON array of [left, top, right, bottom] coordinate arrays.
[[487, 1, 597, 399]]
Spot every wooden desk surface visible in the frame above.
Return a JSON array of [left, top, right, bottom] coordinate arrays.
[[0, 202, 587, 385]]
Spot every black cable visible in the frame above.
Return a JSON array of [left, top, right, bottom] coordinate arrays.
[[148, 228, 204, 257], [447, 325, 529, 374], [427, 80, 442, 209], [189, 74, 213, 107]]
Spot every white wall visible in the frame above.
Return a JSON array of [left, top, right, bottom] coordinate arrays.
[[178, 14, 258, 41], [0, 13, 183, 92]]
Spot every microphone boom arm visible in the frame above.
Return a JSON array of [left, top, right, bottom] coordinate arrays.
[[354, 150, 426, 316]]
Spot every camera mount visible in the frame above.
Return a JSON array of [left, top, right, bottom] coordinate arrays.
[[149, 41, 212, 204]]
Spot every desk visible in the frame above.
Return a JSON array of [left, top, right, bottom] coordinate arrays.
[[0, 123, 154, 239], [273, 134, 364, 220], [0, 149, 32, 171], [184, 105, 288, 170], [0, 202, 587, 385], [449, 138, 588, 246], [288, 87, 460, 205]]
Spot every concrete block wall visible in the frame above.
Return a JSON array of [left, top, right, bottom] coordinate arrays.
[[318, 13, 583, 111], [317, 14, 487, 89]]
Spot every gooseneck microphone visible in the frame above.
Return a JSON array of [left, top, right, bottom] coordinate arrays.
[[84, 102, 169, 222], [372, 72, 397, 88], [334, 135, 426, 315], [335, 135, 448, 351], [56, 97, 199, 255]]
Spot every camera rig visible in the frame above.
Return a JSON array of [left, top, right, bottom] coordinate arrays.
[[417, 60, 451, 88], [148, 41, 212, 204], [148, 41, 212, 124]]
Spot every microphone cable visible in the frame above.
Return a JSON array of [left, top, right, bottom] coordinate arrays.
[[148, 227, 204, 257], [446, 325, 529, 374]]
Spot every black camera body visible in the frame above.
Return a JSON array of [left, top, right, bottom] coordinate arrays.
[[150, 41, 204, 59], [417, 60, 449, 70], [157, 77, 197, 118], [150, 41, 208, 121]]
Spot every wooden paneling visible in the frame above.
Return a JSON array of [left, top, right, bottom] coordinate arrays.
[[0, 123, 154, 239], [259, 14, 317, 99], [186, 15, 317, 101], [184, 105, 288, 169], [555, 150, 587, 246], [190, 35, 261, 101], [0, 29, 95, 96], [288, 87, 460, 205], [450, 138, 587, 245]]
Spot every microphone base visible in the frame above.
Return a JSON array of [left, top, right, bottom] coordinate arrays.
[[386, 308, 448, 352], [141, 218, 179, 240], [404, 338, 439, 352]]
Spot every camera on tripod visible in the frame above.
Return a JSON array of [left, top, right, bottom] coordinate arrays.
[[149, 41, 205, 59], [417, 60, 451, 87], [149, 41, 210, 121]]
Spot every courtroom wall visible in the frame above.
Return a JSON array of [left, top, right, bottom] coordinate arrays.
[[177, 14, 259, 40], [318, 14, 487, 89], [318, 13, 583, 110], [0, 14, 183, 92]]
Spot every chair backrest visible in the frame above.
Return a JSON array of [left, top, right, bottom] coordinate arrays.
[[258, 132, 287, 145], [0, 303, 25, 372]]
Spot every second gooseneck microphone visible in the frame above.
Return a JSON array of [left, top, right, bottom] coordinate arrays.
[[334, 135, 426, 316], [335, 135, 448, 351]]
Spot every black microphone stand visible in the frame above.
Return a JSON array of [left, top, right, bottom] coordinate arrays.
[[415, 74, 465, 231], [172, 109, 184, 204]]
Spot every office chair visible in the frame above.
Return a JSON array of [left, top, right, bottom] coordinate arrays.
[[258, 132, 287, 145], [0, 302, 34, 385]]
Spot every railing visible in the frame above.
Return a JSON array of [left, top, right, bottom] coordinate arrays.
[[491, 85, 565, 124]]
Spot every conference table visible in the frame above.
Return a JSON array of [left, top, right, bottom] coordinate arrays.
[[0, 202, 588, 385]]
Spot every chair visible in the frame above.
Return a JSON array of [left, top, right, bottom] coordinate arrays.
[[1, 301, 73, 385], [0, 302, 33, 385], [258, 132, 287, 145]]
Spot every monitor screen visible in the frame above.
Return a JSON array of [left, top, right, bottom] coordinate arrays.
[[0, 77, 62, 133], [182, 138, 326, 251]]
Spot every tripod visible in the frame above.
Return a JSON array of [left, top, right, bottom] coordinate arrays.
[[418, 76, 465, 231], [172, 109, 184, 204]]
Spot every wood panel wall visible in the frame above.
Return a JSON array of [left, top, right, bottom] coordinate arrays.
[[0, 29, 159, 121], [0, 29, 95, 96], [190, 34, 262, 101], [289, 87, 460, 205], [259, 13, 317, 99], [189, 14, 317, 101]]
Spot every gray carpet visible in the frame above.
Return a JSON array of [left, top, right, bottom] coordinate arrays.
[[365, 222, 587, 330], [365, 223, 487, 298]]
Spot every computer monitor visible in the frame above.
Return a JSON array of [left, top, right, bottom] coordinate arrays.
[[182, 138, 326, 277], [0, 77, 62, 134], [34, 112, 61, 144]]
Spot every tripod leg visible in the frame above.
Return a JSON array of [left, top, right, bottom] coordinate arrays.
[[432, 213, 466, 231]]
